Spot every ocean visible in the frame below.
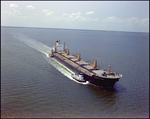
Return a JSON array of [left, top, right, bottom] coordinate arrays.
[[1, 26, 149, 118]]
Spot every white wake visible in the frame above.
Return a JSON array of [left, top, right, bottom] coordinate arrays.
[[14, 34, 89, 85]]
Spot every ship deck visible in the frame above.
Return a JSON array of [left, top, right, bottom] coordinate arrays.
[[53, 51, 122, 79]]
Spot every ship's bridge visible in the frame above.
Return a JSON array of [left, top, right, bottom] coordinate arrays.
[[52, 40, 66, 52], [56, 44, 64, 52]]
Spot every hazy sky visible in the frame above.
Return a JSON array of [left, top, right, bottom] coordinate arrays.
[[1, 1, 149, 32]]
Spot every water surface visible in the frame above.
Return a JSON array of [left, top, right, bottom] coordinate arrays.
[[1, 26, 149, 118]]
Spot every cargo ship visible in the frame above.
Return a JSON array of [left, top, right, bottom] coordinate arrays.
[[49, 40, 122, 88]]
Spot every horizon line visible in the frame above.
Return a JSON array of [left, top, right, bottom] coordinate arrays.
[[1, 25, 149, 33]]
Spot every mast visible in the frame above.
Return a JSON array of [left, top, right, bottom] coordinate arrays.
[[109, 64, 111, 75], [67, 49, 70, 55], [51, 44, 54, 53], [78, 53, 81, 61], [93, 60, 97, 70], [63, 42, 65, 52]]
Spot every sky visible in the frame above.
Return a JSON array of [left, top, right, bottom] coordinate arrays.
[[1, 1, 149, 32]]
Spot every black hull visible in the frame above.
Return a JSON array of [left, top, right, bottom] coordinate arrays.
[[51, 55, 119, 88], [83, 74, 119, 88]]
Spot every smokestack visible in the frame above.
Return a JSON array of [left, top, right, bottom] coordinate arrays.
[[67, 49, 69, 55], [78, 53, 81, 61], [63, 42, 65, 52], [93, 60, 97, 70], [59, 40, 60, 45], [109, 64, 111, 75]]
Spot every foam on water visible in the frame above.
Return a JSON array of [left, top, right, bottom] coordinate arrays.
[[14, 33, 89, 85], [14, 34, 51, 57], [44, 55, 89, 85]]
